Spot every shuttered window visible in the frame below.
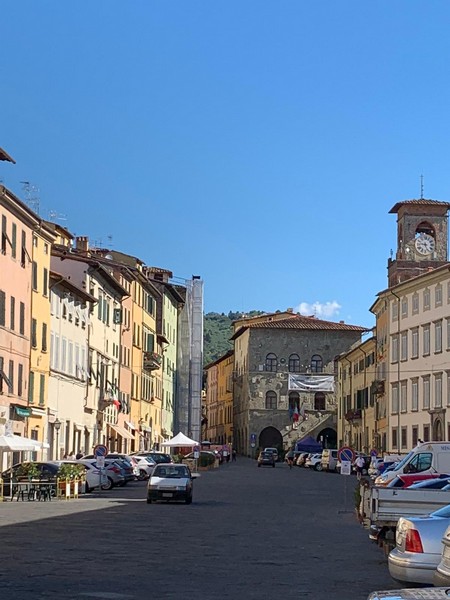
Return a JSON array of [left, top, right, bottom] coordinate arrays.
[[39, 374, 45, 405], [19, 302, 25, 335], [28, 371, 35, 403], [10, 296, 15, 330], [0, 291, 5, 326], [18, 364, 23, 397], [42, 322, 47, 352]]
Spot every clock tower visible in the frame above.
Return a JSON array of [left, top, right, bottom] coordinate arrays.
[[388, 198, 450, 287]]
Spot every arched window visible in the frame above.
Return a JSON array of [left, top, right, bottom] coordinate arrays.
[[265, 391, 277, 410], [288, 353, 300, 373], [311, 354, 323, 373], [265, 353, 278, 372], [314, 392, 326, 411], [289, 392, 300, 411]]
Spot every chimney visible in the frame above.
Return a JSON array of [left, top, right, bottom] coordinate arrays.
[[286, 308, 293, 313], [76, 236, 89, 253]]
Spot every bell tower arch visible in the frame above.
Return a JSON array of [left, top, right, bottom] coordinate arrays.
[[388, 199, 450, 287]]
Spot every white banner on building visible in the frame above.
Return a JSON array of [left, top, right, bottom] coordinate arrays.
[[288, 374, 335, 392]]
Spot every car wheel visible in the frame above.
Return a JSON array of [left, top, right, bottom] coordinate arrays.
[[101, 477, 113, 491], [185, 495, 192, 505], [315, 463, 323, 471], [258, 464, 261, 467], [272, 464, 275, 468], [85, 483, 91, 493], [146, 496, 152, 504], [138, 469, 148, 481]]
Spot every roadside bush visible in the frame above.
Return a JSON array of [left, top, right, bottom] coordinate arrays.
[[198, 452, 215, 467]]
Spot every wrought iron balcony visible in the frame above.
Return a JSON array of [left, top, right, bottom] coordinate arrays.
[[143, 351, 162, 371]]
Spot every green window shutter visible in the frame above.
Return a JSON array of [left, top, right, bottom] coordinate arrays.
[[42, 322, 47, 352], [28, 371, 35, 403], [31, 318, 37, 348], [10, 296, 15, 331], [43, 268, 48, 296], [0, 290, 5, 326], [11, 223, 16, 259], [18, 364, 23, 397], [19, 302, 25, 335], [32, 262, 38, 291], [39, 374, 45, 405]]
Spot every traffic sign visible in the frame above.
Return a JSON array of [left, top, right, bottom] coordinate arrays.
[[341, 461, 352, 476], [250, 442, 256, 448], [338, 446, 355, 463], [250, 433, 257, 443], [370, 448, 378, 457], [96, 456, 105, 468], [94, 444, 108, 457], [193, 446, 200, 459]]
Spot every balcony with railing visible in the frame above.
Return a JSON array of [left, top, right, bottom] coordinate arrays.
[[143, 351, 162, 371]]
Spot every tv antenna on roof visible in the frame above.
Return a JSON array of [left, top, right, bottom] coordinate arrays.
[[21, 181, 40, 215], [420, 174, 424, 199], [48, 210, 67, 222]]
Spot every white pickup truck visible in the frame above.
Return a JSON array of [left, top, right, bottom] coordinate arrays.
[[368, 487, 450, 552]]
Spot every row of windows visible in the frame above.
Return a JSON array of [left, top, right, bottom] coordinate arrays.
[[50, 334, 87, 380], [391, 424, 436, 450], [51, 291, 88, 328], [133, 324, 155, 351], [0, 291, 26, 334], [264, 353, 323, 373], [392, 282, 450, 321], [31, 262, 49, 296], [391, 319, 450, 362], [391, 373, 450, 413], [0, 356, 25, 397], [1, 216, 29, 267]]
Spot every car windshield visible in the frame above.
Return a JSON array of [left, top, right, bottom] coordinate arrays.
[[154, 466, 189, 479], [150, 454, 172, 463], [394, 451, 414, 471]]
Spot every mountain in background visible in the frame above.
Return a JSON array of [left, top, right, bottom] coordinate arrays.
[[203, 311, 265, 366]]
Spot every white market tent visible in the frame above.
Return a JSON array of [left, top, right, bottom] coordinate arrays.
[[161, 432, 198, 448], [0, 434, 45, 452]]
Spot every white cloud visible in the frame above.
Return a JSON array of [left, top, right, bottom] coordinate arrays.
[[295, 300, 342, 319]]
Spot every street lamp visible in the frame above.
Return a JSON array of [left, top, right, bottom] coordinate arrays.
[[54, 418, 61, 460]]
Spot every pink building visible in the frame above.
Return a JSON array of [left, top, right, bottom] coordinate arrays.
[[0, 186, 37, 436]]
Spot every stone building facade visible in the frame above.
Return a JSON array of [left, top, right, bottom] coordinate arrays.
[[231, 312, 366, 455]]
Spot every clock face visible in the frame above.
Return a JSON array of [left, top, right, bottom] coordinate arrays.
[[415, 233, 435, 256]]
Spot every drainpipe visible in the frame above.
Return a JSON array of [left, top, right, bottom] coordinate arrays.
[[360, 347, 368, 454], [390, 290, 401, 452]]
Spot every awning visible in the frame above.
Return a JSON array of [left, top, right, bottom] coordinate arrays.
[[141, 425, 151, 433], [30, 407, 46, 417], [14, 406, 31, 417], [125, 421, 136, 431], [109, 424, 134, 440]]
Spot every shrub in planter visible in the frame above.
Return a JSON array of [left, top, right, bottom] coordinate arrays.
[[198, 452, 215, 468], [16, 462, 40, 480], [58, 463, 85, 480]]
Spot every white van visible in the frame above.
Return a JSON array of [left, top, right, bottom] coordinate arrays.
[[374, 442, 450, 486], [321, 449, 338, 472]]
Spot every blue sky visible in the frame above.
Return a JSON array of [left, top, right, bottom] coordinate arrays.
[[1, 1, 450, 328]]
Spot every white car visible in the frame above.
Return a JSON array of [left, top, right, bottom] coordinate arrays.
[[147, 463, 199, 504], [305, 453, 323, 471], [134, 456, 157, 480], [80, 461, 109, 492]]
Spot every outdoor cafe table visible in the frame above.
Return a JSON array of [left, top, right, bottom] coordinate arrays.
[[11, 480, 53, 502]]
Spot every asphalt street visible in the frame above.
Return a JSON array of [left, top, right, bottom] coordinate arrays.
[[0, 459, 397, 600]]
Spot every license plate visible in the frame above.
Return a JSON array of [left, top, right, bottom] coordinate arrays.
[[162, 492, 173, 497]]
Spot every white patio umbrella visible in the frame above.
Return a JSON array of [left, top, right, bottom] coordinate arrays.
[[0, 434, 44, 452]]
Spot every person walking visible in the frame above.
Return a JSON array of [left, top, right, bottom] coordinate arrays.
[[355, 455, 365, 481], [232, 449, 237, 462]]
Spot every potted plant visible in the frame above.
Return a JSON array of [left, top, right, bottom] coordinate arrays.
[[15, 462, 40, 480], [57, 463, 86, 498], [58, 463, 85, 480]]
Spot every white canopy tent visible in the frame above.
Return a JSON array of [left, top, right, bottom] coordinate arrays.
[[0, 434, 45, 452], [161, 432, 199, 448]]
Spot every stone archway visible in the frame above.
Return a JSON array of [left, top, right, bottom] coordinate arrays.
[[258, 426, 283, 451], [317, 427, 337, 449]]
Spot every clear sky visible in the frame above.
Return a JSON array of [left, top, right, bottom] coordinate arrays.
[[2, 1, 450, 329]]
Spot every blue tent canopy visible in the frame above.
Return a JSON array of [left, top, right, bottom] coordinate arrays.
[[295, 435, 322, 453]]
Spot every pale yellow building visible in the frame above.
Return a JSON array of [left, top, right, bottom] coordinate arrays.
[[28, 222, 57, 446], [337, 334, 377, 453], [204, 350, 234, 445]]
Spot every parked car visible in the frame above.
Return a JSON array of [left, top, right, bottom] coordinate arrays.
[[79, 459, 125, 490], [368, 456, 401, 478], [296, 452, 309, 467], [387, 473, 446, 488], [82, 453, 135, 483], [133, 451, 172, 465], [408, 478, 450, 490], [147, 463, 198, 504], [388, 504, 450, 584], [263, 447, 279, 462], [375, 443, 450, 487], [305, 453, 323, 471], [368, 589, 450, 599], [257, 451, 275, 468], [434, 520, 450, 586], [321, 449, 338, 472]]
